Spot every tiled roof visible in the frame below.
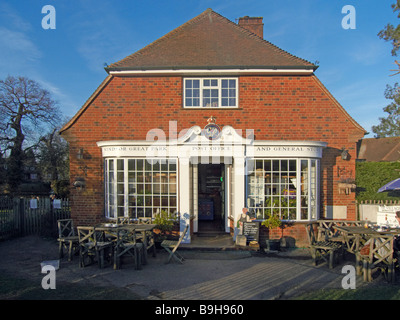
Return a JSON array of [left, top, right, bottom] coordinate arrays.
[[106, 8, 316, 72], [357, 137, 400, 162]]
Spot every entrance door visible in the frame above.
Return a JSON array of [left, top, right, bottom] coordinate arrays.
[[197, 164, 225, 232]]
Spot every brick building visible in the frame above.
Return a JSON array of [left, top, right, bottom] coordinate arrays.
[[60, 9, 366, 246]]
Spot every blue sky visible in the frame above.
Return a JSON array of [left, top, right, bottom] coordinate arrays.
[[0, 0, 398, 138]]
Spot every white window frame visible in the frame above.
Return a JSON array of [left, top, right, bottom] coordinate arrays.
[[183, 77, 239, 108]]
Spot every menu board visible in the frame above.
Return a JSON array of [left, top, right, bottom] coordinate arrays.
[[243, 222, 260, 243]]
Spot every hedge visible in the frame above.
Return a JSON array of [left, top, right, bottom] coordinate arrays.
[[356, 161, 400, 201]]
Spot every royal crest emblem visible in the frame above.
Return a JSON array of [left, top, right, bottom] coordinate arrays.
[[204, 116, 221, 140]]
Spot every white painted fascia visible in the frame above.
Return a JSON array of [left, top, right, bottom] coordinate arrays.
[[108, 68, 315, 76]]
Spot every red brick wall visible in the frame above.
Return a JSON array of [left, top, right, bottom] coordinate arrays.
[[62, 74, 365, 242]]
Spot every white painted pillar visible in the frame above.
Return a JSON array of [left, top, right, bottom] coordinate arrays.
[[178, 157, 191, 243], [232, 156, 246, 229]]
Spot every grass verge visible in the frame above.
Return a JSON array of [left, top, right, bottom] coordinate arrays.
[[295, 285, 400, 300]]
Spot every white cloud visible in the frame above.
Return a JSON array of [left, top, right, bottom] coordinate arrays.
[[0, 27, 42, 73], [0, 2, 32, 32]]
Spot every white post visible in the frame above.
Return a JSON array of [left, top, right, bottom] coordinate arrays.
[[178, 157, 191, 243]]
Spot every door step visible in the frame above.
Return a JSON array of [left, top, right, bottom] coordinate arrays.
[[196, 231, 229, 237]]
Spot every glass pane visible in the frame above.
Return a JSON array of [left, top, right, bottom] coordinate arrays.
[[117, 207, 124, 218], [117, 195, 124, 206], [137, 208, 144, 218], [145, 160, 152, 171], [128, 195, 136, 206], [169, 196, 176, 207], [169, 160, 177, 171], [128, 159, 135, 171], [117, 159, 124, 171], [117, 172, 124, 181], [145, 196, 152, 206], [128, 171, 135, 183], [117, 184, 124, 194]]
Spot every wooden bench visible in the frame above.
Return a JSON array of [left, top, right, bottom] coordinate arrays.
[[305, 223, 343, 269]]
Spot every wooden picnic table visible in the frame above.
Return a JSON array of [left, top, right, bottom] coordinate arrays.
[[95, 223, 157, 264], [333, 226, 398, 251], [333, 225, 399, 279]]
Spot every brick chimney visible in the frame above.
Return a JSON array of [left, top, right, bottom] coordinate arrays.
[[238, 16, 264, 39]]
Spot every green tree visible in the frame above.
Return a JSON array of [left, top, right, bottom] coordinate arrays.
[[372, 83, 400, 137], [0, 76, 60, 194], [378, 1, 400, 73], [373, 2, 400, 137]]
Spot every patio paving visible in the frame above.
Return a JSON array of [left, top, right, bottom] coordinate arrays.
[[0, 235, 374, 300]]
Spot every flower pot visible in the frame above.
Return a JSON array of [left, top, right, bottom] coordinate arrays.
[[266, 239, 280, 251]]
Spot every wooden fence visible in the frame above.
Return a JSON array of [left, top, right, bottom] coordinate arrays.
[[357, 200, 400, 205], [0, 196, 71, 241]]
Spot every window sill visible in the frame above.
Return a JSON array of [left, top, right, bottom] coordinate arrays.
[[182, 107, 242, 110]]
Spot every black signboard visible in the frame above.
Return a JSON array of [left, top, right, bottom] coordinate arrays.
[[243, 221, 260, 243]]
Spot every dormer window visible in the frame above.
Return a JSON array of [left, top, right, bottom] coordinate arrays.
[[184, 78, 238, 108]]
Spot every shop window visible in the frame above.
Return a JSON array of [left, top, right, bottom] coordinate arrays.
[[184, 78, 238, 108], [105, 158, 177, 220], [246, 159, 320, 221]]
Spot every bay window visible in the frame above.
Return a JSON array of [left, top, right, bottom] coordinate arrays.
[[246, 158, 320, 221], [105, 158, 177, 219]]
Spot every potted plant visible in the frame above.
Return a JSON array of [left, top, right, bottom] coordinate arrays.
[[153, 210, 178, 245], [261, 213, 282, 251]]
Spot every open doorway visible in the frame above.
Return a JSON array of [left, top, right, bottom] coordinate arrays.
[[197, 163, 225, 233]]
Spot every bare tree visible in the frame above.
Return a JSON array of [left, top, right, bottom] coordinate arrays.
[[38, 127, 70, 197], [0, 76, 61, 193]]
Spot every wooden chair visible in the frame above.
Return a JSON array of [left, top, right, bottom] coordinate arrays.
[[359, 235, 395, 282], [114, 228, 144, 270], [78, 226, 96, 267], [317, 220, 362, 247], [117, 217, 132, 224], [161, 224, 189, 264], [77, 226, 113, 268], [57, 219, 79, 261], [305, 223, 343, 269]]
